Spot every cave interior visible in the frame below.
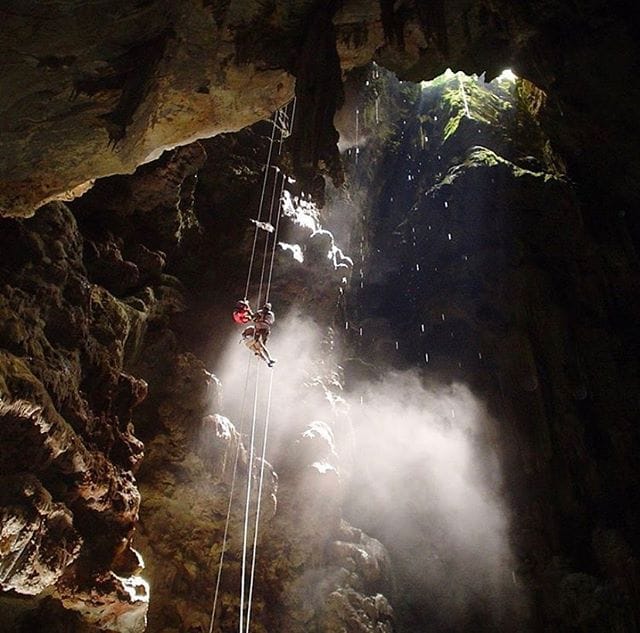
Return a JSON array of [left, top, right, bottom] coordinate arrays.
[[1, 2, 639, 633]]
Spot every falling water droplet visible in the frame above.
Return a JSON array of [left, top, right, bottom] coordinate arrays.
[[395, 341, 399, 350], [478, 352, 483, 359], [448, 233, 452, 240], [415, 263, 420, 271], [444, 201, 448, 208], [421, 324, 425, 332], [425, 353, 430, 363], [441, 313, 445, 321], [345, 321, 349, 330], [451, 408, 456, 418]]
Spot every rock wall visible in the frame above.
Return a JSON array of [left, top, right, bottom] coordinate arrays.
[[0, 119, 392, 632], [342, 68, 640, 631], [0, 202, 150, 631]]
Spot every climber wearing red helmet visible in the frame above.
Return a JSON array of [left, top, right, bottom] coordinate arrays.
[[232, 299, 253, 324]]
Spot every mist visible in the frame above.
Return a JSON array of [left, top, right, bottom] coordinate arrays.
[[345, 372, 528, 630], [214, 313, 528, 631]]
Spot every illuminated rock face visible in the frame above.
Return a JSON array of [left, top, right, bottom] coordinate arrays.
[[0, 203, 149, 629], [0, 1, 295, 217]]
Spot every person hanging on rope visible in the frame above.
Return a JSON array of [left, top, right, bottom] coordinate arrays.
[[251, 302, 276, 367], [232, 299, 254, 324]]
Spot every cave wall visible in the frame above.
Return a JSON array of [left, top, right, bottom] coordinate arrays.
[[342, 67, 640, 631], [3, 0, 639, 236], [0, 114, 393, 632]]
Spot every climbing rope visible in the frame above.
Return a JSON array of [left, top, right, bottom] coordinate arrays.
[[244, 115, 278, 300], [239, 361, 261, 633], [255, 97, 296, 307], [210, 96, 296, 633], [265, 97, 297, 303], [244, 367, 275, 632], [207, 355, 253, 633], [255, 163, 282, 307]]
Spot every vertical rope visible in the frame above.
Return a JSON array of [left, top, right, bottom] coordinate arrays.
[[266, 97, 297, 302], [212, 96, 296, 633], [207, 356, 252, 633], [244, 368, 275, 633], [239, 362, 261, 633], [265, 175, 287, 304], [255, 166, 281, 308], [245, 116, 278, 300]]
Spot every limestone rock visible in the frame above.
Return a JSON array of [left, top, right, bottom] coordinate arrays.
[[0, 1, 294, 216], [57, 570, 149, 633], [0, 474, 82, 596]]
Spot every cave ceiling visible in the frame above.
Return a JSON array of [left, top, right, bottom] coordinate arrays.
[[1, 0, 638, 238]]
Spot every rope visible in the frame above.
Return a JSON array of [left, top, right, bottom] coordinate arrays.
[[255, 97, 293, 306], [265, 175, 287, 304], [245, 116, 278, 300], [244, 367, 275, 632], [239, 361, 261, 633], [240, 97, 295, 629], [256, 166, 281, 307], [212, 96, 296, 633], [207, 355, 252, 633], [265, 97, 297, 302]]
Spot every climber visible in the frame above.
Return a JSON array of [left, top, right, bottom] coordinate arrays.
[[232, 299, 254, 324], [240, 324, 262, 357], [252, 302, 276, 367]]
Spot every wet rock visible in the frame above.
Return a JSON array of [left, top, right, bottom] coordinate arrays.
[[0, 474, 82, 595], [57, 569, 149, 633]]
